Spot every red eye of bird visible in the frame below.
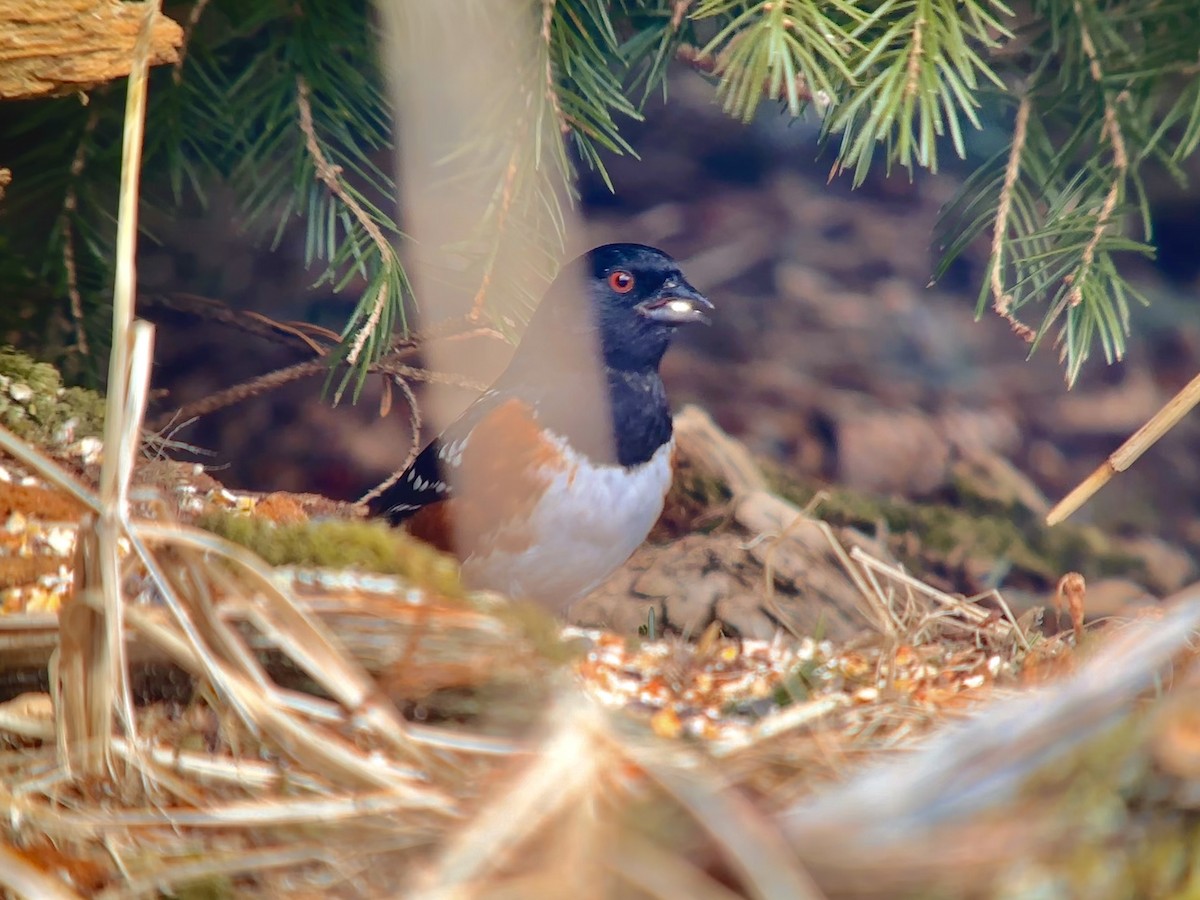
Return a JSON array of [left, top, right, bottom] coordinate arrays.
[[608, 270, 635, 293]]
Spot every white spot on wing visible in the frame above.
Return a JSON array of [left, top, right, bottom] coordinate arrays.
[[439, 437, 468, 468]]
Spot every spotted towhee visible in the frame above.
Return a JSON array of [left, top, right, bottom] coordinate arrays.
[[373, 243, 712, 609]]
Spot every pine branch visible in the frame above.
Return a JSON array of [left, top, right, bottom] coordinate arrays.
[[58, 108, 103, 356], [294, 76, 398, 371], [9, 0, 1200, 392], [935, 0, 1200, 384], [693, 0, 860, 123], [824, 0, 1011, 182]]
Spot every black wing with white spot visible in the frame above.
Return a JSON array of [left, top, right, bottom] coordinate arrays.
[[372, 390, 504, 523]]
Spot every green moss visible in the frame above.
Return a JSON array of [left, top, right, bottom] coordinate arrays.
[[0, 346, 105, 445], [766, 468, 1146, 589], [989, 716, 1200, 898], [168, 875, 236, 900], [195, 511, 465, 596]]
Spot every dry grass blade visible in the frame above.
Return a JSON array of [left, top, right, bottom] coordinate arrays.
[[109, 737, 317, 791], [28, 790, 444, 830], [415, 695, 605, 893], [89, 0, 161, 771], [709, 695, 850, 758], [119, 584, 438, 794], [92, 842, 348, 900], [848, 546, 1028, 649], [630, 744, 824, 900], [133, 522, 417, 759], [737, 489, 897, 635], [54, 324, 158, 775], [1047, 369, 1200, 525], [609, 834, 748, 900], [0, 842, 85, 900]]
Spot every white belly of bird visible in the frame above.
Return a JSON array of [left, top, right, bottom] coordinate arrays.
[[463, 439, 673, 609]]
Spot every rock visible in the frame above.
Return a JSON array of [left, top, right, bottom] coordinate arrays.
[[715, 594, 777, 640], [1039, 370, 1164, 436], [940, 408, 1022, 458], [663, 571, 727, 635], [1115, 536, 1197, 595], [631, 569, 676, 599], [827, 400, 951, 496], [1071, 578, 1157, 620], [571, 593, 664, 635], [950, 448, 1051, 517]]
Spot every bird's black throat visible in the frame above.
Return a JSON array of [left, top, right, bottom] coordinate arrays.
[[520, 366, 672, 468], [606, 367, 673, 466]]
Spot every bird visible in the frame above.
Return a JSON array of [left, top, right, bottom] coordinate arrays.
[[371, 243, 712, 610]]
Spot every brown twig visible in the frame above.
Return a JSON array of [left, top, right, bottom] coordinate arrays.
[[358, 375, 423, 505], [1066, 1, 1129, 311], [59, 108, 102, 356], [539, 0, 569, 137], [172, 0, 211, 82], [151, 352, 489, 432], [240, 311, 332, 356], [671, 0, 691, 29], [154, 360, 326, 428], [144, 293, 507, 431], [139, 292, 341, 353], [295, 76, 396, 366], [988, 95, 1036, 343], [676, 43, 813, 104], [468, 150, 522, 323]]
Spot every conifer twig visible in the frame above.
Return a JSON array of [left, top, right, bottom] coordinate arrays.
[[989, 95, 1035, 342], [1066, 1, 1129, 313], [357, 374, 422, 505], [540, 0, 568, 135], [173, 0, 211, 81], [903, 9, 927, 104], [295, 76, 395, 365], [467, 149, 521, 323], [59, 109, 102, 356], [675, 43, 814, 104], [152, 356, 486, 431]]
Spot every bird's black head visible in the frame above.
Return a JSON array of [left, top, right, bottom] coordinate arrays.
[[522, 243, 712, 374]]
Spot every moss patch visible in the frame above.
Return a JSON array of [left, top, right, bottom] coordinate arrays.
[[195, 511, 465, 597], [767, 468, 1145, 590], [0, 346, 105, 445]]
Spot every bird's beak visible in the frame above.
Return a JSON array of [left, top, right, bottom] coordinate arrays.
[[635, 283, 714, 326]]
